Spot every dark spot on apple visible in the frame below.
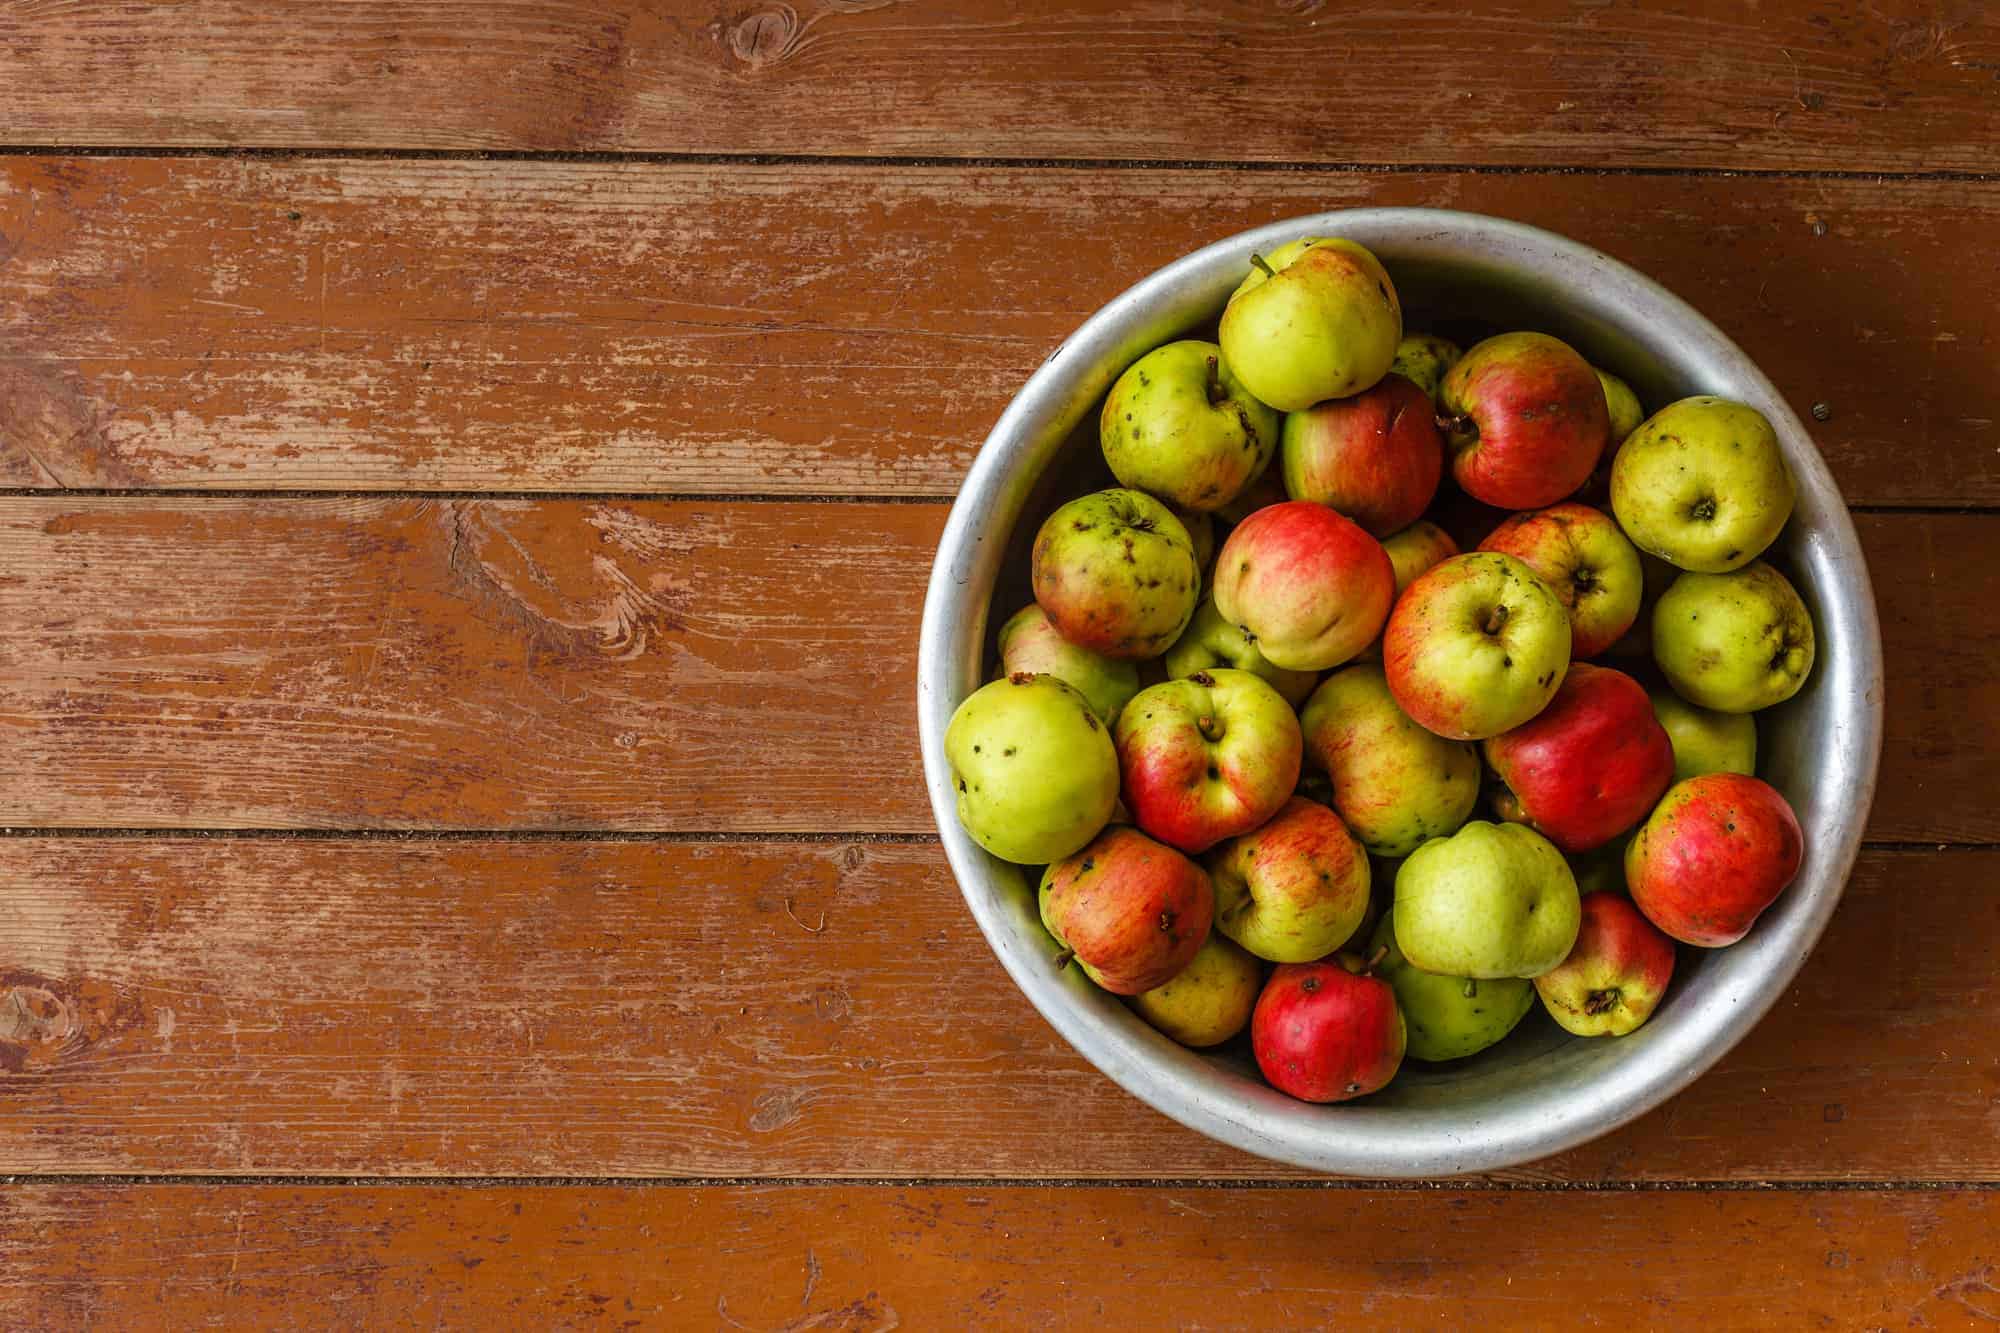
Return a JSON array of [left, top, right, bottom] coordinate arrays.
[[1073, 521, 1094, 532], [1206, 765, 1220, 780], [1301, 976, 1321, 993], [1158, 910, 1176, 931], [956, 778, 966, 792], [1725, 548, 1742, 561], [1346, 1081, 1362, 1093], [1502, 655, 1513, 668], [1726, 822, 1737, 832], [1004, 746, 1017, 757], [1083, 711, 1099, 731], [1080, 858, 1094, 871], [972, 744, 980, 752]]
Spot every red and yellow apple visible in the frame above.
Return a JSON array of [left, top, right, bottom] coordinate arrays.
[[1534, 891, 1677, 1036], [1115, 668, 1302, 854], [1478, 502, 1643, 659], [1625, 773, 1804, 947], [1280, 373, 1443, 537], [1039, 825, 1214, 994], [1205, 796, 1371, 963], [1439, 332, 1609, 510], [1483, 664, 1675, 854], [1212, 500, 1395, 672]]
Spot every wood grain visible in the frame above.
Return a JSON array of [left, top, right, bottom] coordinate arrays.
[[2, 158, 1995, 503], [0, 2, 1995, 171], [1, 839, 1993, 1181]]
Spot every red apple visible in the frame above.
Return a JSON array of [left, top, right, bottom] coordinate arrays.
[[1280, 373, 1443, 538], [1211, 500, 1395, 672], [1439, 332, 1609, 510], [1478, 503, 1644, 659], [1114, 668, 1302, 854], [1483, 664, 1674, 853], [1205, 796, 1371, 963], [1534, 891, 1677, 1036], [1038, 825, 1214, 995], [1625, 773, 1804, 947], [1251, 957, 1405, 1103]]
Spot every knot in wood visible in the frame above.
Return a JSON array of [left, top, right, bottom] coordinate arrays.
[[730, 5, 802, 67]]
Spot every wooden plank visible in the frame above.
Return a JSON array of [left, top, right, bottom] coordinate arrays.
[[0, 499, 1989, 840], [1, 157, 1994, 505], [0, 839, 1993, 1181], [3, 1183, 1996, 1328], [0, 2, 1995, 171]]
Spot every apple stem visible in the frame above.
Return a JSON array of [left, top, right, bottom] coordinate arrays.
[[1437, 412, 1473, 438], [1053, 948, 1075, 971], [1249, 252, 1276, 279], [1481, 604, 1510, 636], [1361, 944, 1388, 975], [1204, 355, 1229, 407], [1462, 978, 1478, 999]]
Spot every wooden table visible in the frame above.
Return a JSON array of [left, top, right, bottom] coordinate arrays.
[[2, 5, 1996, 1326]]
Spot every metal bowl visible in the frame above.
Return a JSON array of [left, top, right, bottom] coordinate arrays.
[[915, 208, 1883, 1177]]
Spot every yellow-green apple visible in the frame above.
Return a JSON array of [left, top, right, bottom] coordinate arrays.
[[1212, 500, 1395, 671], [1482, 664, 1674, 853], [1218, 237, 1402, 412], [1251, 956, 1405, 1102], [1625, 773, 1803, 947], [1534, 891, 1676, 1036], [1382, 520, 1461, 594], [1652, 561, 1815, 712], [1129, 932, 1263, 1047], [1394, 821, 1582, 978], [1162, 595, 1318, 708], [1213, 464, 1287, 525], [1439, 332, 1609, 509], [1175, 506, 1217, 588], [1596, 367, 1645, 445], [1280, 373, 1443, 537], [1650, 687, 1757, 783], [1611, 396, 1794, 573], [1115, 668, 1302, 854], [1477, 502, 1643, 659], [997, 604, 1140, 725], [1369, 913, 1534, 1061], [1390, 332, 1462, 404], [1100, 340, 1281, 512], [1299, 663, 1480, 857], [1382, 552, 1572, 741], [1038, 825, 1213, 994], [1031, 488, 1200, 660], [945, 673, 1119, 864], [1205, 796, 1370, 963]]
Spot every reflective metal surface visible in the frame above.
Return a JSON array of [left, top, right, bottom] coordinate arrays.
[[915, 209, 1884, 1177]]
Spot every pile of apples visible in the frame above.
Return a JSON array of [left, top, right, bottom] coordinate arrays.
[[945, 236, 1813, 1104]]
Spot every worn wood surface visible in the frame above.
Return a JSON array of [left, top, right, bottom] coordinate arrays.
[[2, 158, 1994, 503], [1, 2, 1997, 171]]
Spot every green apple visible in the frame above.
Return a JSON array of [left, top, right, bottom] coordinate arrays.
[[1393, 821, 1582, 979], [1390, 333, 1462, 404], [1652, 561, 1815, 712], [1380, 552, 1573, 741], [1299, 663, 1480, 857], [1369, 913, 1535, 1062], [1129, 932, 1263, 1047], [1162, 595, 1319, 708], [1174, 505, 1218, 588], [1101, 340, 1281, 512], [1596, 367, 1644, 445], [1217, 237, 1402, 412], [1649, 687, 1757, 782], [944, 674, 1119, 864], [1611, 396, 1795, 573], [997, 604, 1140, 725]]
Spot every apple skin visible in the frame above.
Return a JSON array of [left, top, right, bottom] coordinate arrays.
[[1039, 825, 1214, 994], [945, 673, 1119, 865], [1382, 552, 1573, 741], [1483, 664, 1675, 854], [1212, 500, 1396, 672], [997, 604, 1140, 725], [1162, 594, 1319, 709], [1477, 503, 1643, 659], [1205, 796, 1371, 963], [1394, 821, 1582, 979], [1652, 561, 1816, 712], [1390, 333, 1462, 404], [1251, 957, 1406, 1103], [1129, 931, 1264, 1047], [1031, 488, 1201, 660], [1370, 913, 1535, 1062], [1218, 237, 1403, 412], [1597, 367, 1645, 446], [1625, 773, 1803, 947], [1383, 520, 1461, 593], [1300, 663, 1480, 858], [1611, 396, 1795, 573], [1175, 506, 1218, 588], [1115, 668, 1303, 855], [1280, 373, 1444, 537], [1100, 340, 1281, 513], [1439, 332, 1609, 510], [1534, 891, 1677, 1036], [1650, 687, 1758, 783]]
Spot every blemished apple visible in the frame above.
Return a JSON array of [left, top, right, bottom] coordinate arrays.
[[1382, 520, 1461, 594], [1100, 340, 1281, 512], [1439, 331, 1609, 510], [1218, 237, 1402, 412], [1205, 796, 1371, 963], [1115, 668, 1302, 854], [1612, 396, 1795, 573], [1596, 367, 1645, 446], [1650, 687, 1758, 783], [1129, 931, 1263, 1047], [1652, 561, 1815, 712], [1394, 821, 1582, 979], [1162, 595, 1319, 709], [1280, 373, 1443, 537], [1370, 913, 1535, 1062], [1626, 772, 1803, 947], [1478, 503, 1643, 659], [1534, 891, 1677, 1036], [1212, 500, 1396, 672], [1390, 333, 1462, 404], [945, 673, 1120, 864], [1031, 488, 1201, 660], [1299, 663, 1480, 858], [1483, 664, 1675, 854], [1382, 551, 1573, 741], [1251, 957, 1405, 1103], [1039, 825, 1213, 994], [997, 603, 1140, 725]]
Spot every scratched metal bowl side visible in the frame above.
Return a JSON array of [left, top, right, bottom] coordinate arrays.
[[915, 208, 1883, 1177]]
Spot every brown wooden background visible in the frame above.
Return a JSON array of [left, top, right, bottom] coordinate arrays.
[[2, 3, 1996, 1327]]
